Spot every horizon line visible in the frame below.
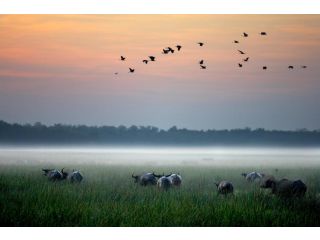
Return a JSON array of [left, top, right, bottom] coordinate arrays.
[[1, 119, 319, 132]]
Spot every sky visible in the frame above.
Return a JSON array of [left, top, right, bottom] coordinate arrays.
[[0, 15, 320, 130]]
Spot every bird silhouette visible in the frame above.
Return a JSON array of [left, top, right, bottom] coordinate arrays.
[[263, 66, 267, 70], [238, 50, 246, 55], [167, 47, 174, 53], [198, 42, 204, 46], [129, 68, 135, 73], [243, 32, 248, 37], [260, 32, 267, 36], [238, 63, 243, 68], [234, 40, 239, 43], [199, 60, 204, 65], [114, 72, 118, 75], [288, 66, 294, 69], [200, 65, 206, 69], [176, 45, 182, 51], [149, 56, 156, 61], [142, 60, 148, 64], [120, 56, 126, 61], [162, 49, 169, 54], [301, 65, 307, 68], [243, 57, 249, 62]]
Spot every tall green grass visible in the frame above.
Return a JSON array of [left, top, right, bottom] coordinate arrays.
[[1, 165, 320, 226]]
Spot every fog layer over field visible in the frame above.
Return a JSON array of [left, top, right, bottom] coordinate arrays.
[[0, 147, 320, 167]]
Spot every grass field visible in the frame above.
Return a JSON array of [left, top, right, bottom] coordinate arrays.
[[1, 162, 320, 226]]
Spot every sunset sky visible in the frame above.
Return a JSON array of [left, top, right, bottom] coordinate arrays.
[[0, 15, 320, 130]]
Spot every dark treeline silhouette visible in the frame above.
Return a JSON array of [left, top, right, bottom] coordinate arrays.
[[0, 120, 320, 146]]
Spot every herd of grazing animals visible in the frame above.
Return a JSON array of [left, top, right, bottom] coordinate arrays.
[[131, 172, 182, 190], [260, 175, 307, 198], [42, 168, 83, 183], [42, 168, 307, 198], [116, 31, 308, 74]]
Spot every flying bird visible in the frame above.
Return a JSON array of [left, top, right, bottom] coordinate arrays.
[[234, 40, 239, 43], [114, 72, 118, 75], [238, 50, 246, 55], [199, 60, 204, 65], [198, 42, 204, 46], [162, 49, 169, 54], [149, 56, 156, 61], [129, 68, 135, 73], [200, 65, 206, 69], [260, 32, 267, 36], [263, 66, 267, 70], [238, 63, 243, 68], [120, 56, 126, 61], [142, 60, 148, 64], [176, 45, 182, 51], [167, 47, 174, 53], [243, 32, 248, 37], [243, 57, 249, 62], [288, 66, 294, 69], [301, 65, 307, 68]]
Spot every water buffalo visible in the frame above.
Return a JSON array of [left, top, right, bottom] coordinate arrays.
[[260, 177, 307, 198], [215, 180, 234, 195], [241, 171, 264, 182], [157, 176, 171, 191], [42, 168, 68, 181], [69, 170, 83, 183], [166, 173, 182, 186], [259, 175, 276, 188], [132, 172, 158, 186]]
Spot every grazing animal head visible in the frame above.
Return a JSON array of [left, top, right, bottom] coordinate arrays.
[[42, 168, 53, 176], [241, 173, 247, 177], [132, 173, 139, 183]]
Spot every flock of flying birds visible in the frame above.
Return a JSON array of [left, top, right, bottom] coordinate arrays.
[[115, 31, 308, 75]]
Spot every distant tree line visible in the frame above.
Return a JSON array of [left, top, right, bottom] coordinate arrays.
[[0, 120, 320, 146]]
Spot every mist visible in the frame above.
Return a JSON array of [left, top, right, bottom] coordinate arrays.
[[1, 146, 320, 168]]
